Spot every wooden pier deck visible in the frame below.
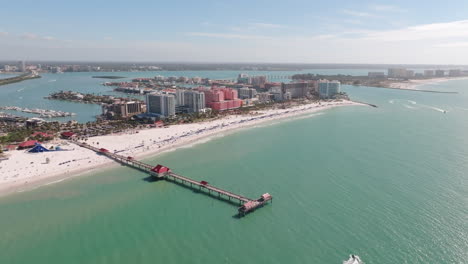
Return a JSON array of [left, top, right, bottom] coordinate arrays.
[[75, 141, 271, 215], [167, 173, 251, 203]]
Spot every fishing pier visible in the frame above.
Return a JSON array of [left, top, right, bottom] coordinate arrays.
[[76, 142, 272, 216]]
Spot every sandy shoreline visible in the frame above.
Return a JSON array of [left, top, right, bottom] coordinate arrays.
[[386, 76, 468, 90], [0, 100, 364, 197]]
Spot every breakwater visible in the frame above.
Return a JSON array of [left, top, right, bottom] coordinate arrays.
[[0, 72, 41, 86]]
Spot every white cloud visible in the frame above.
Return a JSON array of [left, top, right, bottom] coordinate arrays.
[[370, 4, 407, 12], [344, 19, 362, 25], [249, 23, 286, 29], [434, 42, 468, 48], [362, 20, 468, 41], [227, 22, 287, 33], [342, 9, 380, 18], [187, 32, 271, 40], [20, 33, 39, 39], [42, 36, 56, 41]]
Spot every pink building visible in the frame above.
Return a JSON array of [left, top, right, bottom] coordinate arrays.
[[203, 88, 242, 111]]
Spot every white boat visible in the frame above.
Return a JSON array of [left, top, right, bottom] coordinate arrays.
[[343, 254, 363, 264]]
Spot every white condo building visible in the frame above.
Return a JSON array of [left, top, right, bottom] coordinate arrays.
[[183, 90, 205, 113], [318, 80, 341, 99], [146, 93, 176, 117]]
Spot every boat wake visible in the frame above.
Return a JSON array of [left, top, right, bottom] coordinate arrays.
[[48, 79, 57, 82], [17, 88, 24, 92], [391, 99, 447, 113], [343, 254, 363, 264], [419, 104, 447, 113]]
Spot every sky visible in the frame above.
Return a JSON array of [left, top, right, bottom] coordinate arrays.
[[1, 0, 468, 64]]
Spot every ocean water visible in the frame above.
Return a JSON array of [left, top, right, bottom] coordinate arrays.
[[0, 74, 467, 263]]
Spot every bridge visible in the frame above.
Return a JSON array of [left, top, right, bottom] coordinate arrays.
[[75, 141, 272, 216]]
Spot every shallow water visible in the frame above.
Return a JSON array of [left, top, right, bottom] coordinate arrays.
[[0, 74, 467, 263]]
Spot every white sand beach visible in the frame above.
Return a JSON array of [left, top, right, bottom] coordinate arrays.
[[387, 76, 468, 90], [0, 100, 363, 196]]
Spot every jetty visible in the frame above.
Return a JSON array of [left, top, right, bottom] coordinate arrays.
[[75, 142, 272, 216], [0, 72, 41, 86]]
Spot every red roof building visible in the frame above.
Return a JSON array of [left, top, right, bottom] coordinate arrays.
[[18, 140, 40, 149], [61, 132, 76, 138], [31, 132, 54, 138], [154, 120, 164, 127], [4, 145, 17, 151], [151, 165, 171, 174]]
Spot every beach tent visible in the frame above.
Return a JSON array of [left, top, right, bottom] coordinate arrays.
[[28, 143, 51, 153]]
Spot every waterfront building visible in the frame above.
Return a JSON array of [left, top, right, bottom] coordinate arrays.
[[239, 87, 258, 99], [424, 70, 434, 77], [176, 89, 185, 106], [238, 73, 250, 84], [178, 76, 189, 83], [318, 80, 341, 99], [146, 93, 176, 117], [25, 118, 45, 128], [203, 88, 242, 111], [258, 92, 273, 103], [368, 72, 386, 79], [282, 82, 309, 98], [406, 70, 415, 78], [50, 67, 62, 73], [435, 70, 445, 77], [18, 61, 26, 72], [106, 101, 144, 118], [250, 76, 267, 88], [388, 68, 408, 78], [192, 77, 202, 83], [183, 90, 206, 113], [263, 82, 280, 91], [3, 65, 11, 72], [448, 69, 461, 77]]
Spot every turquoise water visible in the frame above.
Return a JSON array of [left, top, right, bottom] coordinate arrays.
[[0, 74, 467, 263]]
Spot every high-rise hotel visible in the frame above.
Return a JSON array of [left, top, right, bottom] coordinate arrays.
[[146, 93, 176, 117], [318, 80, 341, 99]]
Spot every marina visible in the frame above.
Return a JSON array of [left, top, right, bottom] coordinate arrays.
[[0, 106, 76, 118]]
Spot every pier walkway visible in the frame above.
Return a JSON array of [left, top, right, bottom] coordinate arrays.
[[75, 141, 271, 216]]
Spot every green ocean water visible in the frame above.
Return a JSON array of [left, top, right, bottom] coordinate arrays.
[[1, 76, 467, 263]]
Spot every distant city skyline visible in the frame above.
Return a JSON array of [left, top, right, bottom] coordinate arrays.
[[1, 0, 468, 64]]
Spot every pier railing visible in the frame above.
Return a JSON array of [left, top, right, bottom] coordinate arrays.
[[75, 141, 272, 216]]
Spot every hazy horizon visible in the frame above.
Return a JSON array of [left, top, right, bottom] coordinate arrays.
[[1, 0, 468, 64]]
